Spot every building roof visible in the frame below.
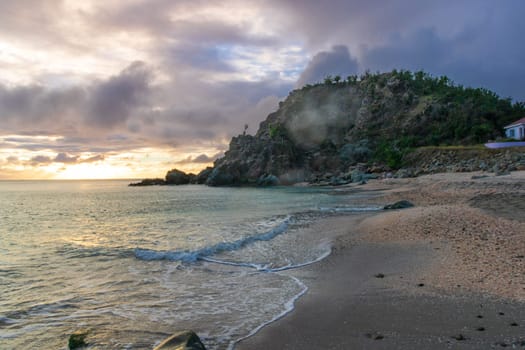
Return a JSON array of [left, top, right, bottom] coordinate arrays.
[[504, 117, 525, 128]]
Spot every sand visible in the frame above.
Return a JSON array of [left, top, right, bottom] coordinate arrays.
[[236, 171, 525, 349]]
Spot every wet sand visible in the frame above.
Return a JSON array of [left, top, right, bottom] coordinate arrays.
[[236, 171, 525, 349]]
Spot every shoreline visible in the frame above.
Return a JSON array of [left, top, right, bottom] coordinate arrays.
[[235, 171, 525, 349]]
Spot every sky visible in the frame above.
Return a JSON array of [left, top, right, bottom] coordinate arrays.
[[1, 0, 524, 179]]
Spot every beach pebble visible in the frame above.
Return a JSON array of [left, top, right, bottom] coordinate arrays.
[[383, 200, 414, 210], [451, 334, 468, 341], [365, 332, 384, 340]]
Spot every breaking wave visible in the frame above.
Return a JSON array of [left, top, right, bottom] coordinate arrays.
[[134, 216, 291, 263]]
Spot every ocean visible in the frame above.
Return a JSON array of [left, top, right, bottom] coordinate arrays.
[[0, 180, 380, 349]]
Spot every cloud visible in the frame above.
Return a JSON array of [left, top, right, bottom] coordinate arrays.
[[296, 45, 358, 87], [30, 155, 53, 166], [173, 152, 222, 166], [87, 61, 152, 128], [82, 154, 105, 163], [2, 1, 525, 179], [54, 153, 79, 163], [192, 153, 221, 163]]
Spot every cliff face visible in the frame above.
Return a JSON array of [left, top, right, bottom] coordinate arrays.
[[206, 71, 525, 186]]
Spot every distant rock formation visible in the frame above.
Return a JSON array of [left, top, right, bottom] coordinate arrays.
[[165, 168, 191, 185], [129, 167, 212, 186]]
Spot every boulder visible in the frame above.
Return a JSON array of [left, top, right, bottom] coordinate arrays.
[[383, 200, 414, 210], [165, 169, 191, 185], [68, 329, 89, 350], [154, 330, 207, 350]]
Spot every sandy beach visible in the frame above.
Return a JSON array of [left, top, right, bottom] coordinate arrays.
[[237, 171, 525, 349]]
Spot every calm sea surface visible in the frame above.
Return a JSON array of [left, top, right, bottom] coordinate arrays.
[[0, 180, 379, 349]]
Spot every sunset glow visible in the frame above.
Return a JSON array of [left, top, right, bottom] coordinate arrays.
[[1, 1, 524, 179]]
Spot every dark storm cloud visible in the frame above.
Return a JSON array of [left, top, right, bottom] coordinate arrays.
[[296, 45, 358, 87], [25, 152, 105, 166], [0, 62, 153, 136], [0, 84, 85, 126], [87, 61, 151, 128], [277, 0, 525, 100]]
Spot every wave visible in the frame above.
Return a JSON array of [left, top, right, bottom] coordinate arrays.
[[201, 242, 331, 273], [134, 216, 291, 263], [229, 275, 308, 350]]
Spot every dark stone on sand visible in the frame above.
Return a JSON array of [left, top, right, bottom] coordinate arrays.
[[499, 312, 505, 316], [452, 333, 467, 341], [154, 330, 207, 350], [417, 283, 425, 287], [510, 322, 519, 327], [477, 315, 484, 319], [374, 273, 385, 278], [471, 175, 489, 179], [476, 326, 485, 331], [383, 200, 414, 210], [365, 332, 384, 340], [68, 330, 89, 349]]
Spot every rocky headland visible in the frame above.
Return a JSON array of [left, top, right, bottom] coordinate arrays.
[[132, 70, 525, 187]]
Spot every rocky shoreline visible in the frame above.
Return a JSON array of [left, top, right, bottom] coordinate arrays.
[[131, 146, 525, 188]]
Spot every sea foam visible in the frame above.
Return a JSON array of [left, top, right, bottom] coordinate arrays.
[[134, 216, 291, 263]]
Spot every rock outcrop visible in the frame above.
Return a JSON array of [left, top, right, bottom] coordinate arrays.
[[165, 168, 191, 185], [130, 167, 213, 186], [206, 71, 525, 186]]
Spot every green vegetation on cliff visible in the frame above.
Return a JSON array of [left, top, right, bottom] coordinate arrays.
[[206, 70, 525, 186]]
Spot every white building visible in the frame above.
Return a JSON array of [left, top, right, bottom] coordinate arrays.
[[504, 117, 525, 140]]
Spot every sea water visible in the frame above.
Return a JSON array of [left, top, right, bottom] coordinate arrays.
[[0, 180, 380, 349]]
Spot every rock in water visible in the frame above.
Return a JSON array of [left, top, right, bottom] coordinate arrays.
[[154, 330, 207, 350], [68, 330, 89, 349], [165, 168, 191, 185], [383, 200, 414, 210]]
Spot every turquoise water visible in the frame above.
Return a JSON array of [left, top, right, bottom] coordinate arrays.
[[0, 180, 378, 349]]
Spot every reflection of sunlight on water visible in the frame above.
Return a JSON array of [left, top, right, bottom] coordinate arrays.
[[0, 181, 368, 349]]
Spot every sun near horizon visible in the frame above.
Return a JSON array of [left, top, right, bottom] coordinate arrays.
[[0, 145, 217, 180]]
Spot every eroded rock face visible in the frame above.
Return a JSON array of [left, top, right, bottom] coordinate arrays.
[[206, 134, 301, 186], [195, 167, 213, 184], [153, 330, 207, 350]]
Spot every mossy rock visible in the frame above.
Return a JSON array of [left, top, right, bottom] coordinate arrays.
[[68, 329, 89, 349]]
